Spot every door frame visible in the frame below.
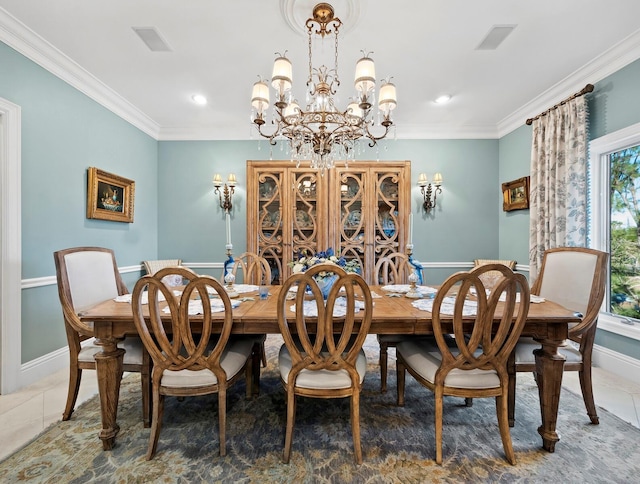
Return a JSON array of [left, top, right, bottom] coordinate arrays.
[[0, 97, 22, 394]]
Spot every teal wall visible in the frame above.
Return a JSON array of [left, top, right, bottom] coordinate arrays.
[[4, 33, 640, 365], [0, 42, 159, 362], [158, 139, 499, 284], [498, 124, 532, 266], [497, 57, 640, 360]]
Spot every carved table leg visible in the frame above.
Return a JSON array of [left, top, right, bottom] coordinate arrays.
[[533, 337, 566, 452], [94, 336, 125, 450]]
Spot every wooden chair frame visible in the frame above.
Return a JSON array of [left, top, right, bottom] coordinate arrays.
[[374, 252, 413, 393], [277, 264, 373, 464], [54, 246, 151, 427], [508, 247, 608, 426], [132, 266, 261, 459], [397, 264, 530, 464]]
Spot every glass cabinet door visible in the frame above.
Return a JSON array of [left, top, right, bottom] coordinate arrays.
[[337, 170, 366, 271], [256, 170, 284, 284], [374, 170, 402, 258]]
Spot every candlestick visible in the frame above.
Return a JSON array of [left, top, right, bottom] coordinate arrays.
[[409, 212, 413, 246], [226, 211, 231, 246]]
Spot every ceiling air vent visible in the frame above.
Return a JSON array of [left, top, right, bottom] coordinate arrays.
[[132, 27, 172, 52], [476, 25, 516, 50]]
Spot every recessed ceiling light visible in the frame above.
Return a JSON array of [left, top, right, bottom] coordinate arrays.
[[434, 95, 452, 104], [192, 94, 207, 106]]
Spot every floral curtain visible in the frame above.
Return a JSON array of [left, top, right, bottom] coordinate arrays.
[[528, 96, 589, 280]]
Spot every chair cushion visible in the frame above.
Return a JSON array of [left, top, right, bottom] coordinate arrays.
[[160, 336, 255, 388], [278, 345, 367, 390], [78, 337, 145, 365], [514, 337, 583, 364], [396, 339, 500, 389]]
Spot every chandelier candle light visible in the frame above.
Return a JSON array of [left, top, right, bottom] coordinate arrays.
[[251, 3, 397, 172]]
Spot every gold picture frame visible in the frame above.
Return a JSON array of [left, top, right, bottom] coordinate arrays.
[[87, 167, 135, 223], [502, 176, 530, 212]]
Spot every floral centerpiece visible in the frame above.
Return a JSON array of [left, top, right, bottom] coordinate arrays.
[[289, 248, 361, 298]]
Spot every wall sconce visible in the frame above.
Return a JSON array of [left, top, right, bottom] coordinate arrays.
[[213, 173, 236, 212], [418, 173, 443, 212]]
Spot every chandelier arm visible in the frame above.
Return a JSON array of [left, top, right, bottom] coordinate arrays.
[[363, 122, 392, 147]]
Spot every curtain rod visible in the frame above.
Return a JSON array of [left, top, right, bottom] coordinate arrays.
[[525, 83, 594, 126]]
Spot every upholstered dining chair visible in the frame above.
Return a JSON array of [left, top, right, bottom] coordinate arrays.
[[396, 264, 530, 465], [508, 247, 608, 426], [53, 246, 151, 426], [276, 263, 373, 464], [223, 251, 271, 367], [132, 266, 262, 460], [375, 252, 415, 393], [143, 258, 182, 275]]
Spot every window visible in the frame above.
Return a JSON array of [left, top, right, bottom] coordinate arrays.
[[589, 121, 640, 340]]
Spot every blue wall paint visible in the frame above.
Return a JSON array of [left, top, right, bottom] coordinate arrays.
[[497, 57, 640, 359], [498, 125, 532, 266], [158, 138, 500, 280], [4, 33, 640, 364], [0, 42, 159, 362], [589, 58, 640, 140]]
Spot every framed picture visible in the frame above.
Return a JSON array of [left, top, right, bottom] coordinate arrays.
[[502, 176, 530, 212], [87, 167, 135, 223]]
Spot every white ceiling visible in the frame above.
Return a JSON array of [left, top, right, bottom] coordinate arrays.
[[1, 0, 640, 141]]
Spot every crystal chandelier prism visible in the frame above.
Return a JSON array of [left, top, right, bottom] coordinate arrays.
[[250, 3, 397, 171]]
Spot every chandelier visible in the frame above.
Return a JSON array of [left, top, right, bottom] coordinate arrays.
[[250, 3, 397, 171]]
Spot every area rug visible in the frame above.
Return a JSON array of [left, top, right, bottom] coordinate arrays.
[[1, 335, 639, 483]]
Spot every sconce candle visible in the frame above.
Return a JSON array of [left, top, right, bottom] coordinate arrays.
[[418, 173, 443, 213], [409, 212, 413, 245]]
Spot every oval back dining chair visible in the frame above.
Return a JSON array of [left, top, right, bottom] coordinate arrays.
[[222, 251, 272, 285], [276, 264, 373, 464], [222, 251, 271, 367], [132, 266, 262, 460], [396, 264, 530, 465], [473, 259, 517, 291], [54, 246, 151, 427], [374, 251, 416, 393], [508, 247, 608, 426]]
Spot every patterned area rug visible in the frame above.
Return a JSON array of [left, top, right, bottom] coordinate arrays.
[[1, 335, 639, 483]]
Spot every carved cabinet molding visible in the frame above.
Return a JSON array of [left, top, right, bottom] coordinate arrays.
[[247, 160, 410, 285]]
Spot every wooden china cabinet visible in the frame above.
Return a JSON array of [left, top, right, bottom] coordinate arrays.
[[246, 160, 411, 285]]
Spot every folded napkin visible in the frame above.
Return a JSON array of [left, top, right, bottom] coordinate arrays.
[[228, 284, 259, 294], [290, 297, 365, 317], [114, 291, 173, 304], [381, 284, 438, 296], [412, 296, 478, 316], [496, 292, 546, 303], [162, 299, 241, 315]]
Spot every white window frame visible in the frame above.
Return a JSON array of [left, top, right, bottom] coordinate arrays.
[[589, 121, 640, 341]]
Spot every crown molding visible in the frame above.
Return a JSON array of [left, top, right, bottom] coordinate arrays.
[[497, 28, 640, 138], [0, 8, 161, 139], [2, 7, 640, 143]]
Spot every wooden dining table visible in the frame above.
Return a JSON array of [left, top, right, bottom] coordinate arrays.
[[79, 284, 580, 453]]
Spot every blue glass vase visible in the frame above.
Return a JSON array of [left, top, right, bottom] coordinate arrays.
[[314, 274, 339, 299]]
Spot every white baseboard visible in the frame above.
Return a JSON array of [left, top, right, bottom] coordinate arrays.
[[18, 346, 69, 390], [593, 344, 640, 386]]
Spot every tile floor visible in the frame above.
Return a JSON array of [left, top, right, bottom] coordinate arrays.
[[1, 358, 639, 462]]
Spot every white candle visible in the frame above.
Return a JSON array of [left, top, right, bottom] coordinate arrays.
[[409, 212, 413, 246], [226, 211, 231, 246]]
